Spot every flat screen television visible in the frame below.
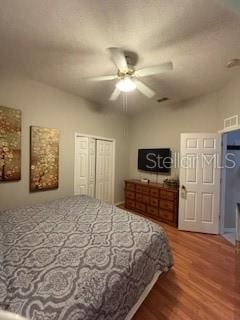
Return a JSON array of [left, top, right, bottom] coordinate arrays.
[[138, 148, 171, 173]]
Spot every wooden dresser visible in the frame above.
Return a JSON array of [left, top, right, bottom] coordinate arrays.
[[125, 179, 179, 227]]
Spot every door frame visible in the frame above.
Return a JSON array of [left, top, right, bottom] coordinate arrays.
[[75, 133, 116, 204], [219, 126, 240, 235]]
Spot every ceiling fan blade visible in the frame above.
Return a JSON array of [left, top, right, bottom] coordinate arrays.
[[86, 75, 117, 81], [109, 87, 121, 101], [108, 47, 128, 72], [135, 79, 156, 98], [135, 62, 173, 77]]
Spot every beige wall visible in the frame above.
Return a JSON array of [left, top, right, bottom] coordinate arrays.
[[1, 73, 239, 210], [217, 75, 240, 128], [128, 91, 219, 182], [128, 74, 240, 229], [128, 74, 240, 183], [0, 74, 130, 209]]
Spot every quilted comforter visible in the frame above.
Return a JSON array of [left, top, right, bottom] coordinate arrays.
[[0, 195, 173, 320]]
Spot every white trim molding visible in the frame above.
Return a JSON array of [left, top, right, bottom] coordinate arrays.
[[219, 127, 240, 235], [115, 201, 124, 206], [219, 125, 240, 134]]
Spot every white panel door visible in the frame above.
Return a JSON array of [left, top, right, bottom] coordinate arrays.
[[88, 138, 96, 197], [103, 141, 113, 203], [74, 137, 89, 195], [96, 140, 114, 203], [96, 140, 105, 201], [179, 133, 221, 234]]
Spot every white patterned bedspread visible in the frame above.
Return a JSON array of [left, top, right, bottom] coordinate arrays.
[[0, 195, 173, 320]]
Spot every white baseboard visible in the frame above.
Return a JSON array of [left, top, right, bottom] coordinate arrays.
[[115, 201, 124, 206], [224, 228, 235, 233]]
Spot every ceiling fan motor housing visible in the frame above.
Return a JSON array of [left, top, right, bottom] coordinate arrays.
[[117, 69, 135, 79]]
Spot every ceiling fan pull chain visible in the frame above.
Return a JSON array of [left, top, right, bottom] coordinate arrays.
[[122, 92, 128, 113]]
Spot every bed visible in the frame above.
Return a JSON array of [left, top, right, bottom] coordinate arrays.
[[0, 195, 173, 320]]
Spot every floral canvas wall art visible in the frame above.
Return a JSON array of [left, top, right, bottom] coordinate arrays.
[[30, 126, 60, 192], [0, 106, 21, 181]]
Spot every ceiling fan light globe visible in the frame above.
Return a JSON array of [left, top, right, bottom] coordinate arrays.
[[116, 78, 136, 92]]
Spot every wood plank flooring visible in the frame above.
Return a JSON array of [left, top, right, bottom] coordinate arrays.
[[119, 206, 240, 320]]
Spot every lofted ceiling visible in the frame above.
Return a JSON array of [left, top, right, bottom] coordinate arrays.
[[0, 0, 239, 114]]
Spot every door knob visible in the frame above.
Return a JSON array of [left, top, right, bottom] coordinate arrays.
[[181, 185, 187, 199]]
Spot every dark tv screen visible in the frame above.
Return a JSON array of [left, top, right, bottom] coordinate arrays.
[[138, 148, 171, 173]]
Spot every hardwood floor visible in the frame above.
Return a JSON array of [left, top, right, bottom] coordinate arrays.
[[119, 206, 240, 320]]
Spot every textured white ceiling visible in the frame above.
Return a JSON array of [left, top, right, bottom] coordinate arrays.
[[0, 0, 239, 114]]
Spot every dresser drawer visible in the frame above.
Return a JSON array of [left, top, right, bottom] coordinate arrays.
[[160, 190, 176, 201], [136, 193, 150, 204], [160, 199, 174, 211], [126, 199, 135, 209], [150, 197, 159, 207], [136, 202, 146, 212], [136, 185, 142, 193], [142, 195, 150, 204], [159, 209, 174, 222], [126, 182, 135, 191], [150, 188, 159, 198], [125, 190, 135, 200], [136, 185, 149, 194], [136, 193, 143, 202], [147, 206, 158, 217]]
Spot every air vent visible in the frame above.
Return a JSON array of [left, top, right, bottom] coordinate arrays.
[[157, 97, 169, 103], [224, 115, 239, 130]]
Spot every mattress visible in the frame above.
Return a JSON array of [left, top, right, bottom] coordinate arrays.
[[0, 195, 173, 320]]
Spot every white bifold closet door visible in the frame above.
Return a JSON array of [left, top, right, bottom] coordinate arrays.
[[74, 136, 114, 204], [88, 138, 96, 197], [95, 140, 114, 203], [74, 136, 96, 196]]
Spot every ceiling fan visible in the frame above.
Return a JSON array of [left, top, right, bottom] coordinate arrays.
[[87, 47, 173, 101]]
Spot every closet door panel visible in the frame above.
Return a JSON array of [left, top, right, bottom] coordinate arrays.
[[96, 140, 114, 203], [96, 140, 105, 200], [74, 137, 89, 195], [103, 141, 113, 203], [88, 183, 95, 197], [88, 138, 96, 197]]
